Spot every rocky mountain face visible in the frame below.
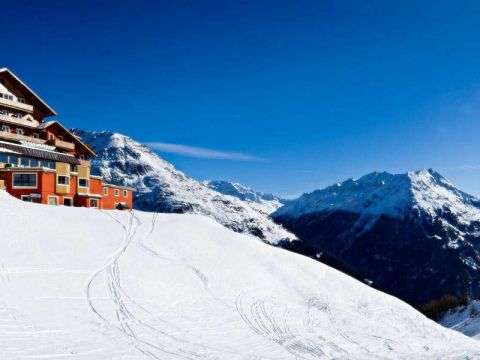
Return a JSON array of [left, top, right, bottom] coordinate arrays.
[[73, 130, 295, 244], [273, 169, 480, 306], [206, 180, 286, 214]]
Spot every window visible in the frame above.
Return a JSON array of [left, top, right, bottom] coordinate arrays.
[[21, 195, 32, 202], [48, 196, 58, 206], [32, 133, 40, 139], [58, 135, 63, 141], [17, 97, 25, 104], [63, 198, 73, 206], [79, 154, 85, 161], [43, 161, 55, 169], [16, 128, 24, 135], [123, 190, 128, 197], [89, 199, 99, 208], [103, 187, 108, 196], [1, 125, 10, 132], [78, 178, 89, 188], [0, 153, 8, 163], [30, 159, 39, 167], [57, 175, 69, 185], [70, 164, 77, 172], [8, 155, 18, 167], [12, 173, 37, 188], [114, 189, 119, 197], [19, 157, 30, 167]]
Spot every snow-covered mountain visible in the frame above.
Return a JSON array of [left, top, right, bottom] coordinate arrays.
[[273, 169, 480, 306], [1, 190, 479, 359], [72, 130, 294, 244], [440, 300, 480, 340], [206, 180, 285, 214]]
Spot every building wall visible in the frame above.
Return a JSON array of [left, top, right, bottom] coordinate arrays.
[[102, 185, 133, 209], [1, 169, 133, 209], [2, 170, 50, 202]]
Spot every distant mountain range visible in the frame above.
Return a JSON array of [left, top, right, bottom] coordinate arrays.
[[73, 130, 295, 244], [205, 180, 286, 214], [273, 169, 480, 306]]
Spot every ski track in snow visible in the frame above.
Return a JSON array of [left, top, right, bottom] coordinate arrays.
[[235, 293, 367, 360], [88, 211, 257, 360]]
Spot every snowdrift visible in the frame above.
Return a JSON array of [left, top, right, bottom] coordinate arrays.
[[0, 191, 478, 359]]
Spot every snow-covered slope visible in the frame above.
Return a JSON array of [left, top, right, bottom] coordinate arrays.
[[206, 180, 285, 214], [273, 169, 480, 306], [0, 191, 479, 359], [72, 130, 294, 244]]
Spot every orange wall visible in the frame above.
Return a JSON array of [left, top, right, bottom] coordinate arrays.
[[2, 170, 133, 209], [102, 186, 133, 209]]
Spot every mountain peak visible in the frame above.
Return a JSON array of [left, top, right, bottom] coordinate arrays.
[[274, 169, 480, 223], [72, 129, 295, 243]]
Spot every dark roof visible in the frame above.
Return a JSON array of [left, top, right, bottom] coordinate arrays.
[[0, 141, 80, 165]]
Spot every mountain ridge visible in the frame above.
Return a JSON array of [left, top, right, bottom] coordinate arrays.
[[275, 169, 480, 223], [206, 179, 286, 214], [72, 129, 295, 244]]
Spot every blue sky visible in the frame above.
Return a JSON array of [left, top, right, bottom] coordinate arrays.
[[3, 1, 480, 197]]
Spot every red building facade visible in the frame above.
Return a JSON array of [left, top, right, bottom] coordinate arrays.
[[0, 68, 133, 209]]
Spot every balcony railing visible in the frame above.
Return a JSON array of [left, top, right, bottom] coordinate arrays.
[[54, 139, 75, 151], [0, 97, 34, 113], [0, 130, 46, 145], [0, 113, 39, 128]]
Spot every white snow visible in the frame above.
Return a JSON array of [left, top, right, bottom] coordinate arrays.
[[0, 191, 479, 359]]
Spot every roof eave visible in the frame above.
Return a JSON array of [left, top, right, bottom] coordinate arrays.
[[0, 68, 57, 117], [39, 121, 96, 156]]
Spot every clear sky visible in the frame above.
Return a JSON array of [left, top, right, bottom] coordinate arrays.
[[3, 1, 480, 197]]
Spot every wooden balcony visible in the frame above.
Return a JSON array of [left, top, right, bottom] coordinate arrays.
[[0, 113, 40, 128], [0, 130, 46, 145], [55, 138, 75, 151], [0, 97, 33, 113]]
